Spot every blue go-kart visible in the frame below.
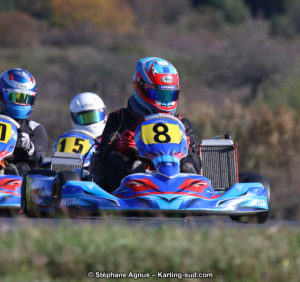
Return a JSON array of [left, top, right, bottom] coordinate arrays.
[[21, 114, 270, 223], [0, 115, 23, 212]]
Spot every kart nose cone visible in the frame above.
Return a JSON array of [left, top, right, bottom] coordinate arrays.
[[153, 155, 180, 178]]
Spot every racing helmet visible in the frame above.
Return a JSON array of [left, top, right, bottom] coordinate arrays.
[[0, 68, 37, 119], [133, 57, 180, 114], [70, 92, 107, 137]]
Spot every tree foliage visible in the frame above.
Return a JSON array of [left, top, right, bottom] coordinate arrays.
[[0, 11, 40, 47], [203, 21, 289, 103], [191, 0, 249, 23], [0, 0, 15, 12], [15, 0, 52, 21], [244, 0, 290, 18], [50, 0, 136, 34]]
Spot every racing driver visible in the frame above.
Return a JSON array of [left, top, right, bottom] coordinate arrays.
[[97, 57, 201, 190]]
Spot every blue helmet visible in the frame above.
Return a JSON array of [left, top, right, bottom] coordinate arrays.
[[0, 68, 37, 119]]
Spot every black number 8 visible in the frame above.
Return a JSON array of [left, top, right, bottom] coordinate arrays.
[[0, 123, 7, 141], [153, 123, 171, 143]]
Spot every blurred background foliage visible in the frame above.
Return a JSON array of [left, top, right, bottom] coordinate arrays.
[[0, 0, 299, 219]]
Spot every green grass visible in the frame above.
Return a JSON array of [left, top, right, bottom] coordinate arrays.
[[0, 219, 299, 281]]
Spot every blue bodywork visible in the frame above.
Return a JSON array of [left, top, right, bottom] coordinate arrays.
[[0, 115, 22, 210], [24, 172, 268, 214], [0, 175, 23, 209], [24, 114, 269, 216], [53, 129, 96, 167]]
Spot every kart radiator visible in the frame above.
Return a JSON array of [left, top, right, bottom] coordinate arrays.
[[200, 138, 238, 191], [50, 152, 82, 172]]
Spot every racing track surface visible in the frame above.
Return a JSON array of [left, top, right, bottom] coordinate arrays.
[[0, 214, 299, 229]]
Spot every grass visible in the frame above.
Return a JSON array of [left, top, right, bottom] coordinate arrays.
[[0, 218, 299, 281]]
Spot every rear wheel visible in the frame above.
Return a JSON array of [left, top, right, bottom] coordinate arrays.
[[230, 172, 271, 224], [52, 171, 81, 214]]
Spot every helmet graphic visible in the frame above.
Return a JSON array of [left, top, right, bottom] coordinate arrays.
[[133, 57, 180, 114], [0, 68, 37, 119], [70, 92, 107, 137]]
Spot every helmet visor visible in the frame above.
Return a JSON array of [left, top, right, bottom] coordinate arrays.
[[140, 82, 179, 103], [7, 91, 35, 105], [145, 88, 179, 103], [71, 109, 106, 125]]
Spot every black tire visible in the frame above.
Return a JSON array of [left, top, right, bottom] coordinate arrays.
[[21, 169, 56, 217], [230, 172, 271, 224], [52, 171, 81, 213]]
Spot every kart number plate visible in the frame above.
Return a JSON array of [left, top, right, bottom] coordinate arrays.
[[141, 123, 182, 145], [0, 122, 12, 144], [55, 137, 90, 155]]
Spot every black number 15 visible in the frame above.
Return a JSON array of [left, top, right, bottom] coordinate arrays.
[[58, 137, 85, 153]]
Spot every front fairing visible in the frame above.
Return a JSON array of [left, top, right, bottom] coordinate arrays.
[[60, 173, 268, 213]]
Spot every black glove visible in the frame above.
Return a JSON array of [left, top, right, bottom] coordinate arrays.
[[16, 132, 35, 156]]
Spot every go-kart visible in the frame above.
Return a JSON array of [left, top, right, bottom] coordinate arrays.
[[52, 129, 97, 168], [0, 115, 23, 211], [21, 114, 270, 223]]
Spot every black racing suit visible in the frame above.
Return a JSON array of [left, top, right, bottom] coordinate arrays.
[[98, 97, 201, 191], [8, 118, 48, 176]]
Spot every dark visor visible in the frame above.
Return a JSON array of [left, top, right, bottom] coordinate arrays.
[[139, 81, 179, 103]]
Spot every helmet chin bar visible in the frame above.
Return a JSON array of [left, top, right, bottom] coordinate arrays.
[[5, 102, 33, 119], [71, 120, 106, 138], [151, 101, 177, 114], [154, 100, 176, 107]]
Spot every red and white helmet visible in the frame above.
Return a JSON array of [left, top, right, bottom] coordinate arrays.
[[70, 92, 107, 137], [133, 57, 180, 114]]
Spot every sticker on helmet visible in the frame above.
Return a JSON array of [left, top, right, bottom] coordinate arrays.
[[161, 76, 174, 83], [163, 67, 170, 73], [157, 60, 168, 66], [151, 67, 158, 76]]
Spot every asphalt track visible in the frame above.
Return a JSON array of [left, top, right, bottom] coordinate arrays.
[[0, 214, 299, 229]]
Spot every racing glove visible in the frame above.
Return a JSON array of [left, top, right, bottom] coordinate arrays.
[[16, 132, 35, 156], [116, 129, 136, 153]]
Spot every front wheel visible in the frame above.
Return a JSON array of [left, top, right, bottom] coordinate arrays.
[[230, 172, 271, 224], [52, 171, 81, 214], [21, 169, 56, 217]]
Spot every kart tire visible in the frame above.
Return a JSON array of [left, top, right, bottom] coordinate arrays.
[[230, 172, 271, 224], [52, 171, 81, 213], [21, 169, 56, 217]]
